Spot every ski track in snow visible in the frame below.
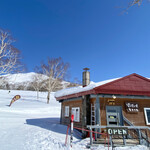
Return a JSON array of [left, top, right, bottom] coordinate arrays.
[[0, 89, 149, 150]]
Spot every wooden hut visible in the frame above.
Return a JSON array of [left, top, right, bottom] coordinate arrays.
[[55, 70, 150, 140]]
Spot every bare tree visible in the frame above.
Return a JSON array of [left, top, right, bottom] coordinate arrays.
[[126, 0, 143, 11], [130, 0, 143, 6], [0, 77, 7, 89], [35, 57, 69, 104], [66, 77, 81, 88], [31, 73, 47, 99], [0, 29, 23, 75], [121, 0, 147, 14]]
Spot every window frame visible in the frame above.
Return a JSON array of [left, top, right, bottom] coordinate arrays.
[[65, 106, 69, 117], [72, 107, 80, 122], [144, 108, 150, 125]]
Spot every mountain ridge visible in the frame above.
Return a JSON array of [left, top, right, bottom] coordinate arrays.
[[0, 72, 74, 91]]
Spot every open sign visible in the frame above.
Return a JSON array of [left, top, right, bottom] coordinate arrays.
[[107, 127, 128, 135]]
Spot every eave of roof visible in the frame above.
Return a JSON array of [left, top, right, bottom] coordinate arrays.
[[56, 89, 95, 101]]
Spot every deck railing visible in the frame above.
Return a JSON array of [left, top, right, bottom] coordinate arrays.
[[87, 125, 150, 148]]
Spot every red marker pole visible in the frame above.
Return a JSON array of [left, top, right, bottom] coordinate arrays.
[[70, 114, 74, 147]]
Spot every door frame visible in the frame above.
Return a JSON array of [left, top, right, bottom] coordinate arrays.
[[106, 106, 124, 126]]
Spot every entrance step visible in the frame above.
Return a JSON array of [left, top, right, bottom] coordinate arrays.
[[113, 139, 139, 146]]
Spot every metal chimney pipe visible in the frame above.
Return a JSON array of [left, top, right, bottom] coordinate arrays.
[[82, 68, 90, 87]]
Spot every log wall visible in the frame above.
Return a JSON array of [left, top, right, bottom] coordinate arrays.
[[61, 99, 82, 127]]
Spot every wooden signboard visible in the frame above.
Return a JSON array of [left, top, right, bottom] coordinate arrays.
[[107, 99, 115, 105], [125, 102, 139, 113], [107, 127, 128, 135]]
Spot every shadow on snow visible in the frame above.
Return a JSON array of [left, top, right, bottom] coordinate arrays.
[[26, 117, 82, 139]]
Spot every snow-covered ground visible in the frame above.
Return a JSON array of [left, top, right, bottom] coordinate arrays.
[[0, 89, 149, 150]]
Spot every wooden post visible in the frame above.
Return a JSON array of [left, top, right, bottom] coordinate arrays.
[[145, 130, 149, 147], [90, 127, 93, 145], [110, 135, 112, 148], [86, 95, 91, 126], [123, 135, 126, 145], [138, 129, 142, 145], [82, 96, 87, 137], [60, 103, 62, 124], [82, 95, 90, 138], [96, 95, 101, 138]]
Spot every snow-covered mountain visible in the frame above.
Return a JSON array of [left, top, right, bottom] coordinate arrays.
[[1, 72, 47, 84], [0, 72, 71, 91]]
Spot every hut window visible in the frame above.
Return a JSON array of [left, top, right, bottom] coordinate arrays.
[[65, 106, 69, 117], [144, 108, 150, 125], [72, 107, 80, 122]]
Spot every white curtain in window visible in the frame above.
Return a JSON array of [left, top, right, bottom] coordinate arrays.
[[65, 106, 69, 117]]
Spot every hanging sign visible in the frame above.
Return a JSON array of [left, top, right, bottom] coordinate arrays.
[[125, 102, 139, 113], [9, 95, 21, 107]]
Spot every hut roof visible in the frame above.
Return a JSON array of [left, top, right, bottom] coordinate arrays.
[[55, 73, 150, 101]]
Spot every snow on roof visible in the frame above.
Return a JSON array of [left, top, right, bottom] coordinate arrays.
[[55, 77, 120, 98]]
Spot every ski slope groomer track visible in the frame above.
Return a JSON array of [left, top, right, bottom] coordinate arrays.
[[0, 90, 149, 150]]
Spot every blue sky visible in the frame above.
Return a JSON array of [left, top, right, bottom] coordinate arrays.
[[0, 0, 150, 82]]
